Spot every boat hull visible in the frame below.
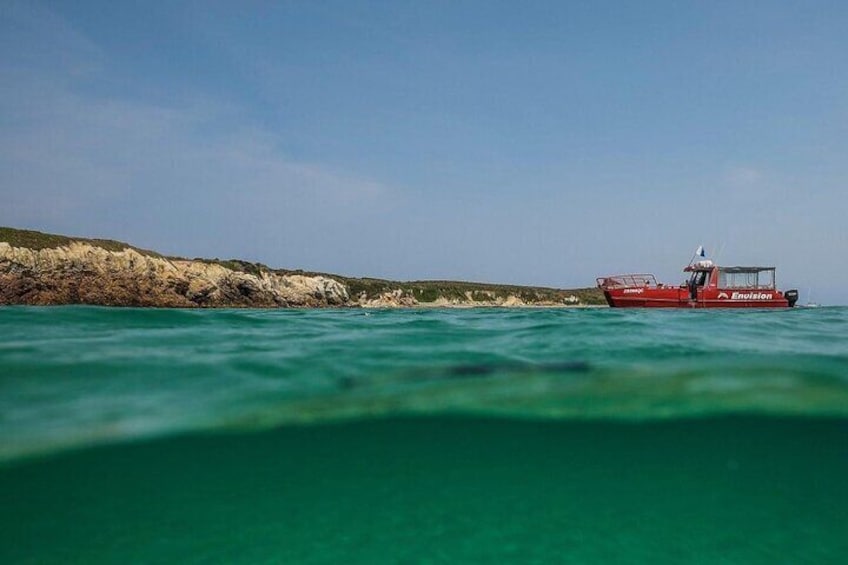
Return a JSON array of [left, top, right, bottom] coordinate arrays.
[[602, 287, 792, 308]]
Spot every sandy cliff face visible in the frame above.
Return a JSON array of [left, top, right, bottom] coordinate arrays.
[[0, 242, 349, 307], [357, 289, 419, 307]]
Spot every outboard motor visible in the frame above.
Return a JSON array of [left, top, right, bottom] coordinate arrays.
[[784, 289, 799, 307]]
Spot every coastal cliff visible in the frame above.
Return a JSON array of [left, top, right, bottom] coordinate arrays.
[[0, 227, 603, 308], [0, 236, 348, 308]]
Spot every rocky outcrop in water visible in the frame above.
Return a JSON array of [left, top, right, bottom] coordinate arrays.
[[0, 242, 349, 307]]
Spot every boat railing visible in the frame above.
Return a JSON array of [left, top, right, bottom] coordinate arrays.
[[596, 274, 658, 289]]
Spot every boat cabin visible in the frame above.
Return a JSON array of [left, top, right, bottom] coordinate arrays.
[[684, 261, 778, 301]]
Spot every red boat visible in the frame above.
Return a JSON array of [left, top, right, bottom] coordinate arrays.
[[597, 259, 799, 308]]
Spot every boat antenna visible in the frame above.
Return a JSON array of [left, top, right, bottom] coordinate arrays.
[[714, 242, 726, 263]]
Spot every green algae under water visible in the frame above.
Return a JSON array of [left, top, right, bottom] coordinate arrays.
[[1, 306, 847, 563]]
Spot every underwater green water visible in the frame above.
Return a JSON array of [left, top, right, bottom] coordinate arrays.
[[1, 306, 847, 563]]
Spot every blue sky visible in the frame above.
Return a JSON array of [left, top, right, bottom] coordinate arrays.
[[2, 1, 846, 303]]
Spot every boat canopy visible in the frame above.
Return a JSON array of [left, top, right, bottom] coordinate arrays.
[[716, 266, 775, 273], [717, 267, 776, 289]]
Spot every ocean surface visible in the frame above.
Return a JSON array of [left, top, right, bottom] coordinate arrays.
[[1, 306, 847, 563]]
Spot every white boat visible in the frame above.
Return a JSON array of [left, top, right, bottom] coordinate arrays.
[[803, 288, 821, 308]]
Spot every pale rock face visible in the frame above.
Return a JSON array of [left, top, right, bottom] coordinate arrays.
[[0, 242, 174, 276], [0, 242, 349, 307], [279, 274, 349, 306], [501, 295, 526, 307], [359, 288, 418, 308]]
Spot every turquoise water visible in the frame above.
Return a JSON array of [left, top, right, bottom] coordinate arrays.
[[1, 306, 847, 563]]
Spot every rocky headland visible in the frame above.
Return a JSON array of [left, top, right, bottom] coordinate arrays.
[[0, 227, 604, 308]]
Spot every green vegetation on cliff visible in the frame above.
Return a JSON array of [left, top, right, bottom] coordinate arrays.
[[335, 276, 605, 305], [0, 227, 161, 256], [192, 258, 270, 277]]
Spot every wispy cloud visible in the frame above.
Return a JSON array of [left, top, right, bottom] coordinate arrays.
[[0, 1, 399, 264], [0, 0, 103, 77], [724, 166, 765, 188], [718, 164, 790, 206]]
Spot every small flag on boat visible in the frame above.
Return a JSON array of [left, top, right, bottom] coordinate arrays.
[[696, 245, 705, 257]]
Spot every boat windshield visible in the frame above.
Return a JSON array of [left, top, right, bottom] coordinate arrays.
[[687, 270, 710, 300], [689, 270, 709, 287]]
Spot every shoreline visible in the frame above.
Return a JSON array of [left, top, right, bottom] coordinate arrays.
[[1, 226, 607, 308], [356, 303, 609, 310]]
